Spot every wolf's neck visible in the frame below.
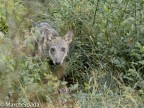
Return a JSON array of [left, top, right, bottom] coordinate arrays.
[[55, 64, 65, 80]]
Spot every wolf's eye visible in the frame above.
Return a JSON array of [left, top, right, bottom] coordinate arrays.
[[61, 47, 65, 52], [50, 48, 55, 53]]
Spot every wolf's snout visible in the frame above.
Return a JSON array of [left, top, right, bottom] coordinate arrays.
[[54, 57, 63, 65], [55, 62, 61, 65]]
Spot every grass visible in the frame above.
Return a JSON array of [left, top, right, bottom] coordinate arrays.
[[0, 0, 144, 108]]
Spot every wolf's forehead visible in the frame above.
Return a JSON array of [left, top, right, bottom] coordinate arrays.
[[50, 38, 68, 48]]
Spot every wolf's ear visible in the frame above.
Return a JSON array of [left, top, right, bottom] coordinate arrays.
[[41, 29, 52, 41], [64, 30, 74, 44]]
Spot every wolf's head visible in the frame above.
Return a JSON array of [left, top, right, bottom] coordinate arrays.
[[41, 29, 73, 65]]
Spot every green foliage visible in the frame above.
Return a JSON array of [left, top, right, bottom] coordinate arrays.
[[0, 0, 144, 107]]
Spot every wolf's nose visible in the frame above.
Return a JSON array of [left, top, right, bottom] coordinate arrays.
[[55, 62, 60, 65]]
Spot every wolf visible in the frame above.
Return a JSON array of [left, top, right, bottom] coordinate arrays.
[[32, 22, 73, 79]]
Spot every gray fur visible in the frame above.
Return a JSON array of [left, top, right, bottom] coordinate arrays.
[[34, 22, 73, 65]]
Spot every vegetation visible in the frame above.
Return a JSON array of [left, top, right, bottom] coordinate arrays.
[[0, 0, 144, 108]]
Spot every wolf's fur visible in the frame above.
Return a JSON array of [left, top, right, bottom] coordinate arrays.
[[33, 22, 73, 64], [32, 22, 73, 79]]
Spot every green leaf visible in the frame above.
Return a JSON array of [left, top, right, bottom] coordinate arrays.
[[61, 81, 68, 85], [139, 60, 144, 65]]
